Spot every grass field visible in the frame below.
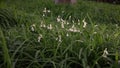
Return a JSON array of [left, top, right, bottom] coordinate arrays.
[[0, 0, 120, 68]]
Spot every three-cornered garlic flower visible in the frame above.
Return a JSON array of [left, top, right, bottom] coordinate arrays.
[[43, 8, 51, 13], [47, 10, 51, 13], [94, 25, 98, 27], [102, 48, 109, 58], [93, 32, 97, 34], [61, 22, 64, 28], [66, 33, 69, 37], [82, 18, 87, 28], [31, 24, 36, 31], [78, 19, 80, 25], [56, 15, 65, 23], [40, 21, 46, 28], [57, 15, 61, 22], [72, 24, 75, 28], [68, 28, 80, 32], [67, 25, 80, 32], [47, 24, 52, 30], [43, 8, 47, 13], [38, 34, 43, 42], [66, 22, 69, 25], [58, 35, 62, 42], [42, 13, 45, 17]]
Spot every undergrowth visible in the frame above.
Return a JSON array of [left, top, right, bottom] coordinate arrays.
[[0, 0, 120, 68]]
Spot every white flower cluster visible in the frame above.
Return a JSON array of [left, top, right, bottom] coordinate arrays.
[[30, 9, 100, 43], [43, 8, 51, 13], [56, 15, 88, 33], [40, 21, 46, 28], [56, 35, 62, 42], [67, 24, 80, 32], [43, 8, 51, 17]]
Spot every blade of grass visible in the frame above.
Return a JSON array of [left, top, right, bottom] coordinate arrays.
[[0, 28, 12, 68]]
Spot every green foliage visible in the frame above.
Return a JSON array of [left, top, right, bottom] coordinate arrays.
[[0, 28, 12, 68], [0, 0, 120, 68], [0, 9, 17, 29]]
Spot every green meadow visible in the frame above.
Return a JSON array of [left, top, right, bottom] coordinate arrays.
[[0, 0, 120, 68]]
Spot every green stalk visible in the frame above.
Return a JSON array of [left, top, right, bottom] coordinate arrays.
[[115, 51, 119, 68], [0, 28, 12, 68]]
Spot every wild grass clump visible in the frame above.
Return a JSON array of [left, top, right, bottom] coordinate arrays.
[[0, 0, 120, 68]]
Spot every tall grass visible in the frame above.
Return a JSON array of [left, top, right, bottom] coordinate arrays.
[[0, 0, 120, 68], [0, 27, 12, 68]]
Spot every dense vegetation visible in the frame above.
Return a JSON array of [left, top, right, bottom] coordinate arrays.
[[88, 0, 120, 4], [0, 0, 120, 68]]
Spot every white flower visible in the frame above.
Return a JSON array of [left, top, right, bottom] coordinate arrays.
[[94, 25, 98, 27], [82, 18, 87, 28], [102, 48, 109, 58], [43, 8, 47, 13], [56, 35, 62, 42], [67, 24, 80, 32], [58, 35, 62, 42], [73, 29, 80, 32], [47, 10, 51, 13], [61, 22, 64, 28], [93, 32, 97, 34], [38, 34, 43, 42], [42, 13, 45, 17], [43, 24, 46, 28], [67, 27, 80, 33], [31, 24, 36, 31], [72, 24, 75, 28], [56, 15, 66, 24], [57, 15, 61, 22], [78, 19, 80, 25], [66, 22, 69, 25], [32, 24, 35, 27], [31, 27, 35, 31], [66, 33, 69, 37], [40, 21, 46, 28], [47, 24, 52, 30], [67, 28, 74, 32]]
